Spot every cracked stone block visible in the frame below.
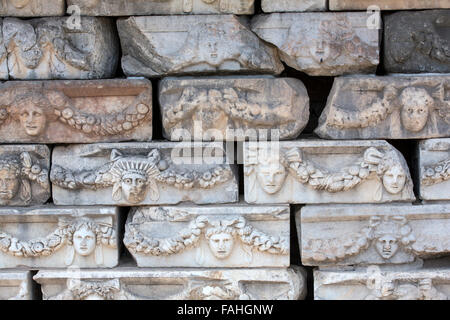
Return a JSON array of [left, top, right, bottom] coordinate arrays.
[[315, 74, 450, 139], [330, 0, 450, 11], [251, 12, 380, 76], [0, 0, 64, 17], [0, 271, 32, 300], [0, 206, 119, 269], [117, 15, 284, 78], [124, 204, 290, 267], [243, 140, 415, 204], [262, 0, 327, 12], [159, 76, 309, 141], [34, 267, 307, 300]]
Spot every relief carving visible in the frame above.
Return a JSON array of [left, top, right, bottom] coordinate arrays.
[[421, 157, 450, 186]]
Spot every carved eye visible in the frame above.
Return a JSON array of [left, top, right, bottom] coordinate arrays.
[[419, 109, 424, 113], [124, 178, 132, 185], [214, 239, 220, 243], [408, 108, 413, 114], [137, 179, 145, 185], [85, 235, 93, 240]]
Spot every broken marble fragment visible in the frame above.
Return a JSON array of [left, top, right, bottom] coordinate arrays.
[[0, 271, 32, 300]]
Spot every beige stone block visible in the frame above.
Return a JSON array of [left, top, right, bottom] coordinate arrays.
[[262, 0, 326, 12], [0, 0, 64, 16], [330, 0, 450, 10]]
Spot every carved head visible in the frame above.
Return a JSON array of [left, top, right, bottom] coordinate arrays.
[[400, 87, 434, 132], [256, 154, 287, 195], [16, 93, 49, 136], [205, 226, 236, 259], [67, 279, 120, 300], [73, 223, 97, 257], [197, 23, 227, 66], [382, 164, 407, 195], [0, 161, 20, 201]]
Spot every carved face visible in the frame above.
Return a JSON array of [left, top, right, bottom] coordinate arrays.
[[121, 172, 148, 204], [375, 235, 399, 259], [256, 158, 287, 194], [0, 168, 19, 201], [382, 165, 406, 194], [401, 103, 429, 132], [310, 40, 330, 63], [198, 25, 226, 66], [19, 105, 46, 136], [208, 233, 234, 259], [73, 225, 96, 257]]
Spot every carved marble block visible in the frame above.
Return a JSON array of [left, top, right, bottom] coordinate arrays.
[[330, 0, 450, 10], [315, 269, 450, 300], [0, 206, 119, 269], [67, 0, 254, 15], [0, 145, 50, 206], [251, 13, 380, 76], [384, 10, 450, 74], [262, 0, 326, 12], [243, 140, 415, 204], [315, 75, 450, 140], [0, 79, 152, 143], [51, 142, 239, 206], [3, 17, 119, 80], [298, 203, 450, 268], [0, 0, 64, 16], [117, 15, 284, 78], [125, 204, 289, 268], [159, 76, 309, 141], [419, 139, 450, 201], [0, 271, 32, 300], [34, 267, 306, 300]]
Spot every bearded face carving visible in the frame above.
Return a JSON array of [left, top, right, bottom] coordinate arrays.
[[0, 165, 20, 201]]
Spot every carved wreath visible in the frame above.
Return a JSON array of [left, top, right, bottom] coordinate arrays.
[[421, 158, 450, 186]]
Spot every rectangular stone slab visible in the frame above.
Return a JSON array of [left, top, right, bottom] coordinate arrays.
[[384, 10, 450, 74], [330, 0, 450, 11], [315, 268, 450, 300], [0, 0, 64, 16], [0, 144, 50, 206], [262, 0, 327, 12], [125, 204, 290, 267], [0, 79, 152, 143], [51, 142, 239, 206], [34, 267, 306, 300], [68, 0, 254, 15], [298, 203, 450, 268], [419, 138, 450, 201], [251, 12, 380, 76], [243, 140, 415, 204], [117, 15, 284, 78], [159, 76, 309, 141], [0, 271, 32, 300], [3, 17, 119, 80], [0, 206, 119, 269], [315, 74, 450, 139]]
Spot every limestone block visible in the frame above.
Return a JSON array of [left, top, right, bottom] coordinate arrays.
[[243, 140, 415, 204], [251, 13, 380, 76], [0, 0, 64, 16], [67, 0, 254, 15], [330, 0, 450, 10], [3, 17, 119, 80], [384, 10, 450, 74], [315, 269, 450, 300], [0, 206, 119, 269], [262, 0, 326, 12], [51, 142, 238, 206], [298, 203, 450, 268], [0, 271, 32, 300], [159, 76, 309, 141], [315, 74, 450, 140], [419, 139, 450, 201], [0, 20, 8, 80], [34, 267, 306, 300], [117, 15, 284, 78], [125, 204, 290, 267], [0, 79, 152, 143], [0, 145, 50, 206]]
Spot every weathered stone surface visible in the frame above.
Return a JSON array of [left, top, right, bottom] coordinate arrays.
[[125, 204, 289, 267], [262, 0, 326, 12], [68, 0, 254, 15], [34, 267, 306, 300], [0, 0, 64, 16], [315, 268, 450, 300], [419, 138, 450, 201], [244, 140, 415, 204], [330, 0, 450, 11], [0, 271, 32, 300], [117, 15, 284, 78], [384, 10, 450, 74], [315, 74, 450, 139], [251, 13, 380, 76], [298, 203, 450, 268], [3, 17, 119, 80], [0, 79, 152, 143], [0, 145, 50, 206], [0, 206, 119, 269], [0, 20, 8, 80], [51, 142, 238, 206], [160, 76, 309, 141]]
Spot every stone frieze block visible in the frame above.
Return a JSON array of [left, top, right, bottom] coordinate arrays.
[[251, 12, 380, 76], [0, 206, 119, 269], [315, 74, 450, 139], [0, 79, 152, 143], [0, 0, 64, 17], [3, 17, 119, 80], [51, 142, 238, 206], [0, 144, 50, 206], [330, 0, 450, 10], [34, 267, 306, 300], [0, 271, 32, 300], [298, 203, 450, 267], [117, 15, 284, 78], [384, 10, 450, 74], [262, 0, 326, 12], [159, 76, 309, 141], [243, 140, 415, 204], [124, 204, 290, 267]]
